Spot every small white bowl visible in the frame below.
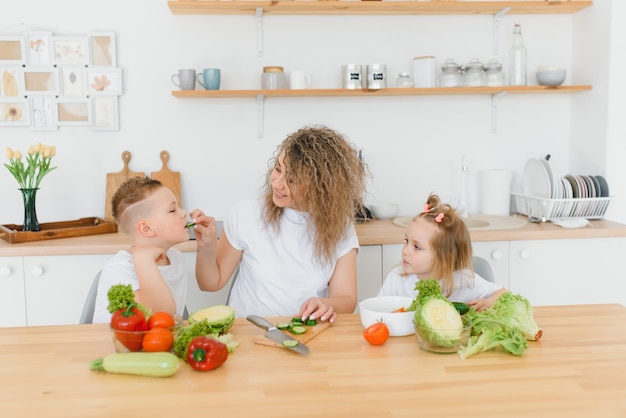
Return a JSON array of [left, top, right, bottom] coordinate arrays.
[[536, 66, 566, 87], [359, 296, 414, 337], [368, 204, 399, 220]]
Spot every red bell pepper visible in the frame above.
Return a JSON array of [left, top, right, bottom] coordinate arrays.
[[187, 336, 228, 371], [110, 304, 149, 352]]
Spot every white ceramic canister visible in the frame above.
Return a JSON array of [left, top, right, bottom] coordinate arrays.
[[478, 169, 513, 216], [341, 64, 363, 89], [262, 66, 287, 90], [412, 56, 437, 87], [366, 64, 387, 89]]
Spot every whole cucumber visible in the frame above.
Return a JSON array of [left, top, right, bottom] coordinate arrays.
[[90, 352, 180, 377]]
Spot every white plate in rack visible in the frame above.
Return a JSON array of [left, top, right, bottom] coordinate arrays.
[[523, 158, 552, 198]]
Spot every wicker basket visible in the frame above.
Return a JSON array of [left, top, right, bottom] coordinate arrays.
[[512, 192, 612, 221]]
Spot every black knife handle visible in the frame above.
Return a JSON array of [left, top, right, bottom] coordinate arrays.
[[247, 315, 275, 331]]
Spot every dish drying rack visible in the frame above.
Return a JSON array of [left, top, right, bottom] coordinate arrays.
[[512, 192, 612, 222]]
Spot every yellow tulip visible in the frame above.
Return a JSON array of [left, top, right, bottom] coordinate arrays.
[[14, 150, 22, 160], [33, 142, 42, 153], [42, 145, 52, 158], [6, 147, 14, 159]]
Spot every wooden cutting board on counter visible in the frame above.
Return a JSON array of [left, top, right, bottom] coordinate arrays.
[[150, 150, 182, 206], [253, 317, 332, 348], [104, 151, 144, 221]]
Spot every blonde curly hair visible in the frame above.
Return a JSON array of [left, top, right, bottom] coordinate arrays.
[[262, 126, 368, 263]]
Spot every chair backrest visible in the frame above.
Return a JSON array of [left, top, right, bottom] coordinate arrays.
[[79, 270, 102, 324], [472, 256, 496, 283]]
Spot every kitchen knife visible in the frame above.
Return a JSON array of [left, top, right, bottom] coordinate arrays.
[[246, 315, 309, 355]]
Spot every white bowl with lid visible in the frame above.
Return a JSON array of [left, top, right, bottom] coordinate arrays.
[[536, 66, 566, 87]]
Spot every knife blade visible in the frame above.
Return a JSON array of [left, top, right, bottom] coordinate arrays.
[[246, 315, 309, 355]]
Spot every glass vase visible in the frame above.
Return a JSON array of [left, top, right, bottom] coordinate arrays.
[[20, 188, 41, 232]]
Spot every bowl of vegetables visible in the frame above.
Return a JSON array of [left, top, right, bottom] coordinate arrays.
[[359, 296, 415, 337], [413, 297, 472, 354], [110, 311, 182, 353]]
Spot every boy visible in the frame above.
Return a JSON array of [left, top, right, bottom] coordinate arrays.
[[92, 177, 190, 323]]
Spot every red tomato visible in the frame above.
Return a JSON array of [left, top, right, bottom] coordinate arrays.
[[110, 306, 149, 352], [363, 322, 390, 346], [148, 312, 176, 330], [142, 327, 174, 352]]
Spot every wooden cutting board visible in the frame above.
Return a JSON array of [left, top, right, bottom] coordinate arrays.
[[104, 151, 145, 221], [253, 316, 332, 348], [150, 150, 182, 206]]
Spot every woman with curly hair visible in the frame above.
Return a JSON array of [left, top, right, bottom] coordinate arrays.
[[191, 125, 368, 322]]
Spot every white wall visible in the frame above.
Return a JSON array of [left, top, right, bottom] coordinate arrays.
[[0, 1, 619, 225]]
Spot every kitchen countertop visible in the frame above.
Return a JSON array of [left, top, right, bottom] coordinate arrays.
[[1, 304, 625, 417], [2, 215, 626, 256]]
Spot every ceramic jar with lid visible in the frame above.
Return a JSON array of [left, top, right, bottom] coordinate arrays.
[[485, 58, 505, 87], [396, 72, 413, 88], [463, 58, 485, 87], [262, 66, 287, 90], [439, 58, 463, 88]]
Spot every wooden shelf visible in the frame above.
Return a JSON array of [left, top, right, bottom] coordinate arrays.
[[172, 85, 592, 98], [168, 1, 593, 16]]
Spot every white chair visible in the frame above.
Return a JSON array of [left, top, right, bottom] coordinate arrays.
[[472, 256, 496, 283], [79, 270, 101, 324]]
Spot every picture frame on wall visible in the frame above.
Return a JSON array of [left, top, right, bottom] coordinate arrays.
[[89, 32, 116, 67], [52, 36, 89, 65], [23, 67, 60, 96], [92, 96, 119, 131], [60, 66, 84, 96], [0, 98, 30, 126], [0, 66, 24, 96], [56, 97, 92, 126], [29, 96, 57, 131], [86, 67, 123, 96], [0, 36, 26, 65], [26, 32, 53, 66]]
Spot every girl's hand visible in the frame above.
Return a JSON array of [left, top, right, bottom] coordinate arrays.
[[467, 298, 491, 312], [298, 298, 336, 323], [188, 209, 218, 248]]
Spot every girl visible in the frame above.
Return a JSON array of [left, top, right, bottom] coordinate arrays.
[[377, 193, 505, 311], [191, 125, 368, 322]]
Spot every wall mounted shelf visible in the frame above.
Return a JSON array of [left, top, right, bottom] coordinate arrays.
[[167, 1, 592, 16]]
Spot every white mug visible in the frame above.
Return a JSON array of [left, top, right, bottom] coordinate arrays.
[[290, 70, 311, 90]]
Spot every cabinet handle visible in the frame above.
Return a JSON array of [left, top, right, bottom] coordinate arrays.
[[491, 250, 503, 260], [519, 249, 531, 260], [0, 266, 12, 276], [32, 266, 44, 276]]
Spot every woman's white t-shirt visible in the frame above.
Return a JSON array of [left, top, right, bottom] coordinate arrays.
[[225, 199, 359, 318]]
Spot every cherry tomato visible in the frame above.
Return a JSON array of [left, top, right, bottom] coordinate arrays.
[[363, 322, 390, 346], [148, 312, 176, 330], [142, 327, 174, 352]]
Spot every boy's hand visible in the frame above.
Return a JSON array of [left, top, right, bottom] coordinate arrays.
[[188, 209, 218, 249], [131, 245, 166, 265]]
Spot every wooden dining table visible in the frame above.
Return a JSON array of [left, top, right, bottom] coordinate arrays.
[[1, 304, 625, 417]]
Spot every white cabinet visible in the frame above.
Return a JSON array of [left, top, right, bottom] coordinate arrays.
[[23, 254, 109, 326], [356, 245, 383, 307], [472, 241, 510, 289], [0, 257, 26, 327]]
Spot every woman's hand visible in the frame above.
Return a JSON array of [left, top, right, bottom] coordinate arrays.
[[188, 209, 218, 249], [298, 298, 336, 323]]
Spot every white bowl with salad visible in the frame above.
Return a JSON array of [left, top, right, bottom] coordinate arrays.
[[359, 296, 415, 337]]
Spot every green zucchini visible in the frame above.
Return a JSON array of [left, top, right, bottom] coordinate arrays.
[[452, 301, 470, 315], [90, 352, 180, 377]]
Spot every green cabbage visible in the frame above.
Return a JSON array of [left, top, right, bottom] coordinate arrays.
[[189, 305, 236, 335], [414, 296, 464, 348], [458, 327, 527, 359]]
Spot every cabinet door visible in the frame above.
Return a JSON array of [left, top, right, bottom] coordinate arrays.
[[356, 245, 382, 309], [183, 252, 232, 314], [0, 257, 26, 327], [472, 241, 510, 289], [509, 238, 626, 306], [382, 244, 403, 277], [23, 254, 109, 326]]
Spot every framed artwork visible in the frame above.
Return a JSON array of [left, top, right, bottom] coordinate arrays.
[[92, 96, 119, 131], [29, 96, 57, 131], [56, 97, 92, 126], [0, 36, 26, 65], [27, 32, 53, 66], [0, 98, 30, 126], [60, 66, 84, 96], [89, 32, 116, 67], [0, 66, 23, 96], [23, 67, 60, 95], [86, 67, 122, 95], [53, 36, 89, 65]]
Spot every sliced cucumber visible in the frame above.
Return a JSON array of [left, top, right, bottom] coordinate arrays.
[[291, 317, 304, 325], [452, 301, 470, 315], [305, 318, 317, 327], [276, 322, 291, 330], [289, 325, 307, 335], [282, 339, 299, 348]]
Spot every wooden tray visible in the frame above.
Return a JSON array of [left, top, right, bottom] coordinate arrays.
[[0, 217, 117, 244], [253, 316, 332, 348]]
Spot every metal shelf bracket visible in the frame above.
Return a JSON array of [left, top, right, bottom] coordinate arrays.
[[491, 91, 507, 134], [257, 94, 265, 138], [493, 7, 511, 57], [256, 8, 264, 57]]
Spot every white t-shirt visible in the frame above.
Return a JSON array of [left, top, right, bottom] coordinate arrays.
[[377, 265, 503, 303], [92, 248, 188, 324], [225, 199, 359, 318]]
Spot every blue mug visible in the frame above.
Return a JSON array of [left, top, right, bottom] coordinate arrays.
[[196, 68, 221, 90]]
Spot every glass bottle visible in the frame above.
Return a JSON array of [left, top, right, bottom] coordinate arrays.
[[509, 23, 527, 86], [439, 58, 463, 88], [396, 72, 413, 88], [463, 58, 485, 87], [485, 58, 505, 87]]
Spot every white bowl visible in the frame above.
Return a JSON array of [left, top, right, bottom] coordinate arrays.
[[368, 204, 399, 220], [359, 296, 414, 337], [536, 66, 566, 87]]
